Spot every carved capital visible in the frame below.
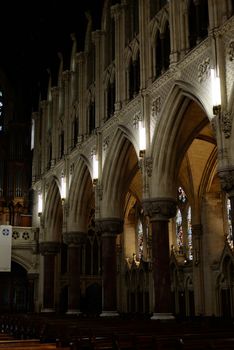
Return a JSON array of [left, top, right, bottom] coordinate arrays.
[[63, 232, 86, 246], [218, 168, 234, 196], [39, 241, 60, 255], [142, 198, 177, 221], [95, 218, 123, 235]]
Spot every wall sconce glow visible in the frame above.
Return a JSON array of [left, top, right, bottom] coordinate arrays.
[[139, 121, 146, 157], [38, 193, 43, 216], [93, 155, 98, 185], [211, 68, 221, 115], [61, 175, 66, 201]]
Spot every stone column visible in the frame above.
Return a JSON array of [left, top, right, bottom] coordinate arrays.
[[143, 198, 177, 320], [218, 167, 234, 240], [39, 241, 60, 312], [27, 273, 38, 313], [95, 218, 123, 317], [192, 224, 205, 315], [63, 232, 85, 314]]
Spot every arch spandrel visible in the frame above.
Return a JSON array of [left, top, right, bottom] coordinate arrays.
[[68, 155, 94, 233]]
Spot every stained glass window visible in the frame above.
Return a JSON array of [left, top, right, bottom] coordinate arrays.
[[176, 187, 193, 260], [176, 209, 183, 250], [227, 198, 233, 248], [187, 206, 193, 260], [137, 218, 143, 260]]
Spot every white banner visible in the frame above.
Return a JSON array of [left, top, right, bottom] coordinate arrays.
[[0, 225, 12, 272]]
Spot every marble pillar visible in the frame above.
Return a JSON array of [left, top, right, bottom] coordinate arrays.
[[39, 241, 60, 312], [95, 218, 123, 317], [143, 198, 177, 320], [63, 231, 85, 314]]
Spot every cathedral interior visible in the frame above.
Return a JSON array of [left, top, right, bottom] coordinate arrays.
[[0, 0, 234, 329]]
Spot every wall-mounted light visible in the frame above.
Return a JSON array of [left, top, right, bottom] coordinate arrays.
[[38, 193, 43, 216], [139, 121, 146, 157], [211, 68, 221, 115], [93, 154, 98, 185], [61, 175, 66, 204]]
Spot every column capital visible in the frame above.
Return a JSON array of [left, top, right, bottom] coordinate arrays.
[[95, 218, 123, 235], [39, 241, 60, 255], [142, 198, 177, 221], [63, 231, 86, 246], [218, 167, 234, 196]]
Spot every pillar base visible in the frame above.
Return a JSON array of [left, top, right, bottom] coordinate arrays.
[[151, 313, 175, 320], [66, 309, 82, 315], [100, 310, 119, 317], [41, 308, 55, 313]]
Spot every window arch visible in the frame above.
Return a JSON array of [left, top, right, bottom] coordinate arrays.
[[154, 21, 170, 79], [89, 101, 96, 134], [128, 51, 140, 100], [188, 0, 209, 49], [107, 77, 116, 120]]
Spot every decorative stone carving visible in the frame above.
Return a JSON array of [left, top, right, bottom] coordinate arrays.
[[39, 241, 60, 255], [152, 97, 161, 117], [229, 41, 234, 61], [95, 218, 123, 235], [198, 57, 210, 83], [103, 136, 110, 151], [133, 112, 141, 128], [142, 198, 177, 221], [63, 232, 86, 246], [145, 157, 153, 177], [218, 168, 234, 195], [96, 184, 103, 201], [221, 111, 232, 138]]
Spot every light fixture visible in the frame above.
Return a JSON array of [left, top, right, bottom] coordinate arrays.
[[139, 121, 146, 157], [61, 175, 66, 204], [93, 154, 98, 185], [38, 193, 43, 216], [211, 68, 221, 115]]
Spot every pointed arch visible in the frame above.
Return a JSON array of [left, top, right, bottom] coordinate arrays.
[[68, 155, 94, 232], [44, 178, 63, 241], [101, 127, 140, 218], [150, 82, 214, 197]]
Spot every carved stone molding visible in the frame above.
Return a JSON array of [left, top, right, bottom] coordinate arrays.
[[95, 218, 123, 235], [63, 232, 86, 246], [218, 168, 234, 195], [142, 198, 177, 221], [39, 241, 61, 255], [221, 111, 232, 138]]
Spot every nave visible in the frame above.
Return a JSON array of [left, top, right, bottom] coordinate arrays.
[[0, 313, 234, 349]]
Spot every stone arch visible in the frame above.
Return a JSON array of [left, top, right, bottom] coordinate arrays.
[[150, 83, 214, 199], [11, 254, 33, 272], [101, 127, 140, 218], [44, 178, 63, 241], [68, 155, 94, 232]]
